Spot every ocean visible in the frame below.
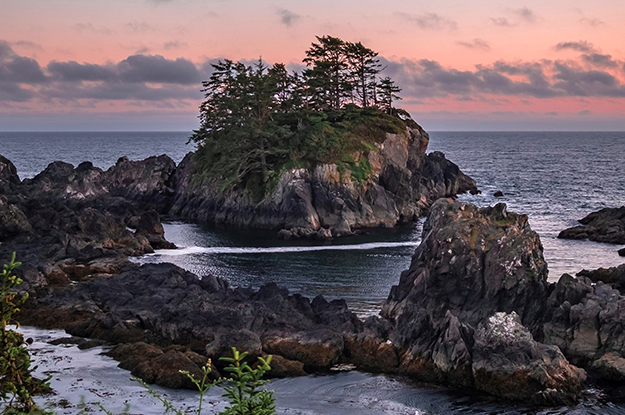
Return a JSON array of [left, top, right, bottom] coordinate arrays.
[[2, 130, 625, 414]]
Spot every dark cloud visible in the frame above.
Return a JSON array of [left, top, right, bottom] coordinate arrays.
[[381, 55, 625, 100], [552, 63, 625, 97], [0, 41, 47, 84], [582, 53, 618, 68], [277, 9, 301, 27], [2, 39, 625, 108], [117, 54, 201, 84], [47, 61, 116, 82], [578, 110, 592, 116], [0, 82, 35, 102], [511, 7, 537, 23], [397, 12, 457, 31], [44, 83, 201, 101], [0, 40, 209, 103], [554, 41, 597, 53], [456, 38, 490, 51]]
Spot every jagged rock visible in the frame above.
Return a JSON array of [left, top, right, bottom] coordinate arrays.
[[577, 264, 625, 286], [543, 274, 625, 367], [383, 199, 550, 334], [0, 154, 178, 300], [590, 352, 625, 381], [559, 207, 625, 244], [105, 155, 177, 212], [20, 263, 363, 380], [494, 190, 504, 197], [0, 196, 31, 238], [135, 210, 176, 250], [381, 199, 583, 402], [0, 155, 20, 193], [619, 247, 625, 257]]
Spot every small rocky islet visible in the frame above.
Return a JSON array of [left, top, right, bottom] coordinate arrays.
[[1, 123, 625, 408], [558, 206, 625, 256]]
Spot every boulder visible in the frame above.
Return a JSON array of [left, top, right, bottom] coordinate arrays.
[[135, 210, 176, 250], [106, 342, 216, 389], [472, 312, 585, 405], [558, 207, 625, 244]]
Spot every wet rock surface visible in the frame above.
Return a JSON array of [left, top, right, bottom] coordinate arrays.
[[559, 206, 625, 244]]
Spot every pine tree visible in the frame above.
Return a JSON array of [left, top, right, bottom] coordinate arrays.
[[303, 36, 351, 110], [345, 42, 381, 108], [378, 76, 402, 113]]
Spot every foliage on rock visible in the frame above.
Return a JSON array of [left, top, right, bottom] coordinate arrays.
[[190, 35, 409, 197]]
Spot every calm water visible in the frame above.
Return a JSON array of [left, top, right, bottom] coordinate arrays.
[[2, 130, 625, 414]]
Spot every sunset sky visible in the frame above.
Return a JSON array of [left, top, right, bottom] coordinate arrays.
[[1, 0, 624, 131]]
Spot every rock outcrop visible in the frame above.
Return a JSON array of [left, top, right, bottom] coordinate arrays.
[[170, 125, 477, 238], [381, 199, 585, 404], [559, 207, 625, 244], [19, 262, 365, 381], [0, 155, 177, 297]]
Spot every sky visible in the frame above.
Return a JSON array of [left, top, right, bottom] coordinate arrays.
[[1, 0, 624, 131]]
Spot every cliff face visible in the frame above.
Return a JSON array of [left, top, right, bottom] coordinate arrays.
[[170, 125, 477, 237]]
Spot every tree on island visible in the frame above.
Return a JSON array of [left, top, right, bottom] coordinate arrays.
[[190, 35, 406, 197]]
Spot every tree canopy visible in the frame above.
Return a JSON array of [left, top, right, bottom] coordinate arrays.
[[190, 35, 408, 199]]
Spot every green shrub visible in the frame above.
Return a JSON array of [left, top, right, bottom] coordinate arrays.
[[0, 253, 50, 414]]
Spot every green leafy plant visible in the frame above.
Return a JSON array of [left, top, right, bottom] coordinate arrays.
[[219, 348, 275, 415], [179, 358, 214, 415], [97, 351, 276, 415], [0, 253, 50, 414]]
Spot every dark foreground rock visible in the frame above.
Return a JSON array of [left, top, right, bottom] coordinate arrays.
[[380, 199, 585, 404], [19, 262, 368, 380], [559, 207, 625, 245], [0, 154, 178, 296]]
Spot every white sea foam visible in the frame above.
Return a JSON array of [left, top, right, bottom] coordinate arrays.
[[149, 241, 420, 256]]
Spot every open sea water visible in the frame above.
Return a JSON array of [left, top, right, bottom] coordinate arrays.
[[2, 130, 625, 414]]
